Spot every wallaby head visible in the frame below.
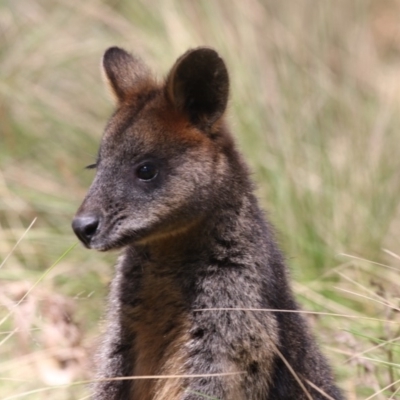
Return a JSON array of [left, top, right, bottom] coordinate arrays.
[[72, 47, 241, 251]]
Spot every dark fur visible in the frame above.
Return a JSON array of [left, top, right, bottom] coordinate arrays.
[[72, 47, 344, 399]]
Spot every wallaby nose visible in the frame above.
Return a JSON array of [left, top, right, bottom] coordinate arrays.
[[72, 214, 100, 247]]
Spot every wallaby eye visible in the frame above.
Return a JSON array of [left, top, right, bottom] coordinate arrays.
[[86, 163, 97, 170], [136, 163, 158, 181]]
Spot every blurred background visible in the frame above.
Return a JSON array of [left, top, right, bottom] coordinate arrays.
[[1, 0, 400, 398]]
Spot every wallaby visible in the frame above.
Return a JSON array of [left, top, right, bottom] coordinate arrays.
[[72, 46, 344, 400]]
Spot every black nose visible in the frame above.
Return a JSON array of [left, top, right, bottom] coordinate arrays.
[[72, 214, 100, 247]]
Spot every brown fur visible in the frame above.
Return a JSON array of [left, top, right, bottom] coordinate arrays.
[[72, 47, 345, 399]]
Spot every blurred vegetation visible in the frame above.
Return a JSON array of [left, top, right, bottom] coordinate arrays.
[[1, 0, 400, 398]]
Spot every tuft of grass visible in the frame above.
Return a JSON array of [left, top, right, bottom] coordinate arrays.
[[1, 0, 400, 398]]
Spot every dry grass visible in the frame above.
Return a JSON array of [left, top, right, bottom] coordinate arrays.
[[1, 0, 400, 398]]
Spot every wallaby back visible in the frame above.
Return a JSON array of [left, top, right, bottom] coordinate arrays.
[[72, 47, 344, 400]]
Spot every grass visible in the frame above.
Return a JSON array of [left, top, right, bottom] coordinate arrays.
[[1, 0, 400, 398]]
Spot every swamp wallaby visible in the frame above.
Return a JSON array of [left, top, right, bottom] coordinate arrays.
[[72, 47, 344, 400]]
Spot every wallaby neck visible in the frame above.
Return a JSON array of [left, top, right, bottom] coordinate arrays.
[[129, 191, 268, 270]]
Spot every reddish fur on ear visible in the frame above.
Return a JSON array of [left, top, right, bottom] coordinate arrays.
[[102, 46, 151, 104], [165, 47, 229, 128]]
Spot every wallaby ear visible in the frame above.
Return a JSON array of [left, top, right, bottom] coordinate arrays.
[[102, 47, 151, 104], [166, 48, 229, 128]]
